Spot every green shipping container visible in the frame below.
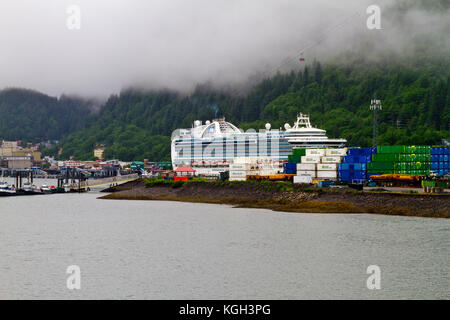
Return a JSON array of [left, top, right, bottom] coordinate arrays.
[[292, 148, 306, 156], [372, 153, 401, 162], [367, 162, 395, 171], [288, 154, 301, 163], [406, 145, 431, 154], [377, 145, 431, 155]]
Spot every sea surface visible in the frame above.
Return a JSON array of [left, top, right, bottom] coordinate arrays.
[[0, 179, 449, 299]]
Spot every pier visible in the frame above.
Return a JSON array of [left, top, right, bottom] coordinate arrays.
[[1, 167, 139, 195], [65, 173, 140, 191]]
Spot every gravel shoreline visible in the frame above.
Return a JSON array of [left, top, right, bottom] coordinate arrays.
[[99, 179, 450, 218]]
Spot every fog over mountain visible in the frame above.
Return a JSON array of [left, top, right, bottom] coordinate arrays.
[[0, 0, 448, 98]]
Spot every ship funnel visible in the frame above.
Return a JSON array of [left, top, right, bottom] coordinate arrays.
[[284, 123, 291, 130]]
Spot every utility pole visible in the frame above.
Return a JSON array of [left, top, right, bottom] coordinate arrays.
[[370, 99, 382, 147]]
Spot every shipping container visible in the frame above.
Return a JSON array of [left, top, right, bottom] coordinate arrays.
[[317, 163, 337, 171], [301, 156, 321, 163], [297, 163, 316, 171], [325, 148, 347, 156], [283, 162, 297, 170], [230, 163, 250, 170], [321, 156, 341, 163], [229, 171, 247, 178], [288, 154, 302, 163], [306, 149, 326, 156], [297, 170, 316, 177], [229, 177, 247, 181], [367, 162, 395, 171], [339, 170, 366, 181], [339, 163, 367, 171], [317, 171, 337, 179], [292, 148, 307, 156], [293, 175, 313, 184]]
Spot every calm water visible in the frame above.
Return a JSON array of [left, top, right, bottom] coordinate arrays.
[[0, 187, 449, 299]]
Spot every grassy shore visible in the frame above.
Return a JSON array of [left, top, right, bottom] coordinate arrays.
[[99, 179, 450, 218]]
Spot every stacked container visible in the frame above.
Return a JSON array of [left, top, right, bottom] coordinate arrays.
[[293, 149, 345, 183], [431, 146, 450, 177], [367, 145, 431, 176], [229, 161, 252, 181], [287, 148, 306, 164], [229, 157, 279, 181], [317, 163, 338, 179], [284, 148, 306, 174], [338, 148, 375, 183], [283, 162, 297, 175]]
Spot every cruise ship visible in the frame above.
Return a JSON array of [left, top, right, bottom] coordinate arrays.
[[283, 113, 347, 148], [171, 118, 292, 171], [171, 114, 346, 171]]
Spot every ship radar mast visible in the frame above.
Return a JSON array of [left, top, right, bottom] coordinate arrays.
[[292, 113, 312, 129]]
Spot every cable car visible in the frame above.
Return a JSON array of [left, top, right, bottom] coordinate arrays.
[[299, 52, 305, 62]]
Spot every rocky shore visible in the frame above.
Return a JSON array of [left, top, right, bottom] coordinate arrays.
[[99, 179, 450, 218]]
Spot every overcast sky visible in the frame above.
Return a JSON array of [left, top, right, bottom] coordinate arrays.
[[0, 0, 447, 98]]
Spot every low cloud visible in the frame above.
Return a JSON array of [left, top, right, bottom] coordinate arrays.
[[0, 0, 448, 98]]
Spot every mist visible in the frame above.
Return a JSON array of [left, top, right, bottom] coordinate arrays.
[[0, 0, 448, 98]]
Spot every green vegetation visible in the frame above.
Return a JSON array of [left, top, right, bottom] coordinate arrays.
[[0, 88, 94, 143], [144, 178, 185, 188], [2, 56, 449, 161], [54, 59, 449, 161]]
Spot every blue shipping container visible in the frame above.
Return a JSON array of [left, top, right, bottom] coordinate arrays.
[[284, 162, 297, 170], [347, 148, 376, 157], [339, 170, 366, 181]]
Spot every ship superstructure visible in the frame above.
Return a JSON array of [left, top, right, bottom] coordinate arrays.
[[171, 118, 292, 171], [283, 113, 347, 148]]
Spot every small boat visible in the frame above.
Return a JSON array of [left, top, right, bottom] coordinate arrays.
[[0, 181, 16, 196], [40, 184, 52, 194], [63, 183, 71, 193], [32, 185, 43, 194], [21, 182, 36, 195]]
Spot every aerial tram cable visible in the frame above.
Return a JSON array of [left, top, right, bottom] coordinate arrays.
[[228, 9, 363, 101]]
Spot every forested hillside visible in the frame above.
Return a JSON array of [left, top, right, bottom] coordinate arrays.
[[2, 58, 448, 162], [45, 58, 449, 161], [0, 89, 95, 142]]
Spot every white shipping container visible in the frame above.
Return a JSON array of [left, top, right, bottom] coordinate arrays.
[[317, 163, 337, 171], [301, 156, 321, 163], [258, 170, 278, 176], [317, 171, 338, 179], [297, 163, 316, 171], [325, 148, 347, 156], [229, 170, 247, 178], [321, 156, 341, 163], [229, 177, 246, 181], [306, 149, 325, 156], [294, 175, 313, 184], [232, 157, 247, 164], [229, 163, 250, 170], [297, 170, 317, 177]]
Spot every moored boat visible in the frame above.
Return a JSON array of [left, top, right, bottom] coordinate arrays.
[[0, 181, 16, 196], [40, 184, 52, 194]]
